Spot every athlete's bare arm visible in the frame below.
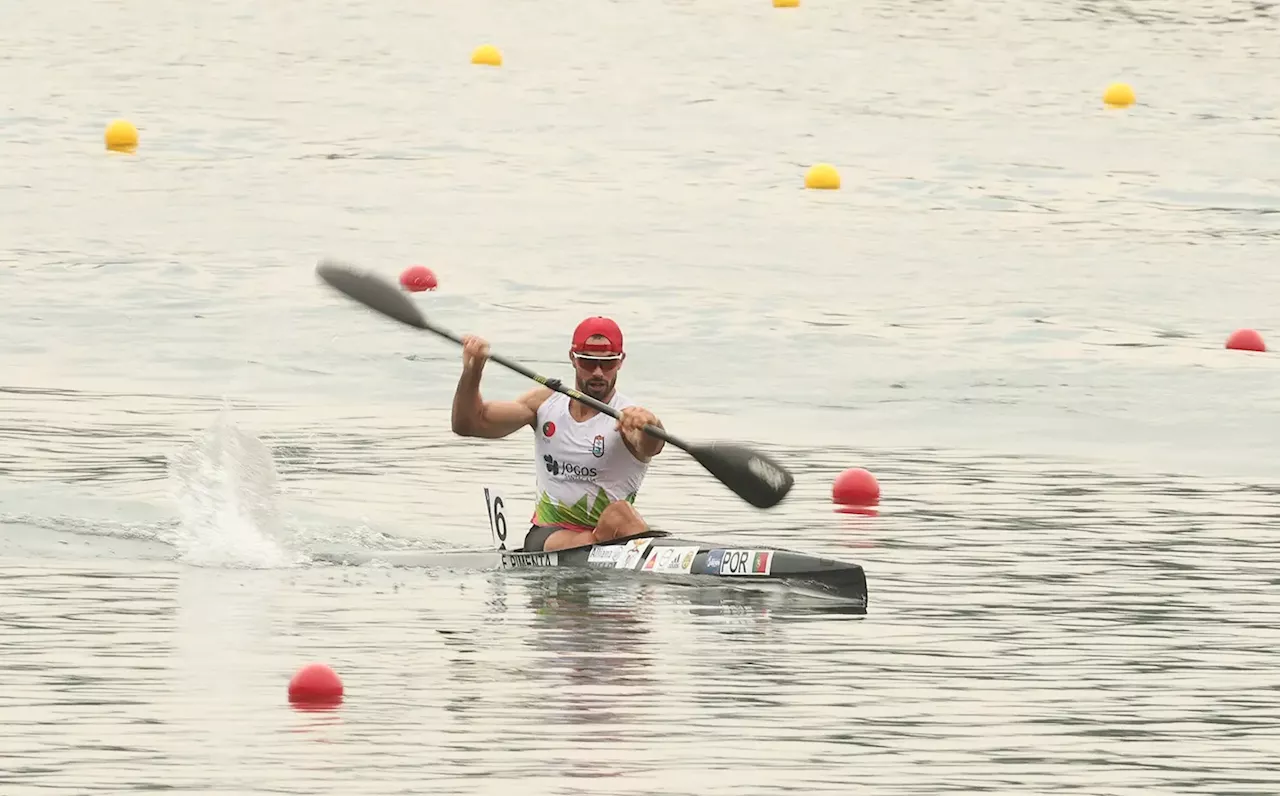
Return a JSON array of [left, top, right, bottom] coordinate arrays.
[[451, 335, 552, 439], [453, 385, 551, 439]]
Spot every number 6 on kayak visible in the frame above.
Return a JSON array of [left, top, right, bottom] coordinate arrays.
[[484, 487, 509, 551]]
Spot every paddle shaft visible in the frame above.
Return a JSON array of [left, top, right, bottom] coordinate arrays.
[[424, 316, 686, 450]]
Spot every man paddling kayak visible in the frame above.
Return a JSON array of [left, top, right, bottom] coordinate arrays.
[[451, 316, 665, 552]]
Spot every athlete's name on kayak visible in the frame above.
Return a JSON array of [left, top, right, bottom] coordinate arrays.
[[503, 551, 558, 568]]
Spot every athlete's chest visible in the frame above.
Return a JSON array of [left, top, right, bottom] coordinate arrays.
[[537, 413, 631, 465]]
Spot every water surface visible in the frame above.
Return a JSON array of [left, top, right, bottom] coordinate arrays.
[[3, 0, 1280, 793]]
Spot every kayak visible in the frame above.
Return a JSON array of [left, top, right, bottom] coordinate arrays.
[[502, 534, 867, 604], [312, 487, 869, 610]]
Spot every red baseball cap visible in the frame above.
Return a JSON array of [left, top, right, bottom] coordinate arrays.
[[571, 316, 624, 354]]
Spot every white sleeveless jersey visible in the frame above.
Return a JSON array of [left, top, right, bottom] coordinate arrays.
[[531, 391, 650, 529]]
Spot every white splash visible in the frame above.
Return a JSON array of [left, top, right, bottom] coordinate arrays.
[[165, 409, 303, 568]]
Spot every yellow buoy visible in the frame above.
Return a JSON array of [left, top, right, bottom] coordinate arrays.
[[471, 45, 502, 67], [804, 163, 840, 190], [1103, 82, 1135, 107], [105, 119, 139, 152], [773, 0, 800, 7]]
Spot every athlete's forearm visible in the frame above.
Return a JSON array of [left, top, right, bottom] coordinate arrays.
[[450, 366, 485, 436], [636, 417, 666, 457]]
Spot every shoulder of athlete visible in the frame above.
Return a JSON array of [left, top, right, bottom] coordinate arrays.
[[519, 386, 554, 417]]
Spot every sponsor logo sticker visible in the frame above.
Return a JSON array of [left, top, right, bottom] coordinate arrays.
[[748, 456, 787, 490], [705, 548, 725, 574], [715, 549, 773, 577], [592, 434, 606, 458], [502, 551, 558, 569], [641, 546, 700, 575], [615, 538, 653, 570], [587, 545, 623, 566], [679, 547, 698, 571]]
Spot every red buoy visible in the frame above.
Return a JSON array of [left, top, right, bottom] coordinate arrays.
[[288, 663, 343, 707], [399, 265, 438, 293], [833, 468, 880, 507], [1225, 329, 1265, 352]]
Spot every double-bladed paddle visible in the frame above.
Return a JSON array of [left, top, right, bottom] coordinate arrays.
[[314, 258, 795, 510]]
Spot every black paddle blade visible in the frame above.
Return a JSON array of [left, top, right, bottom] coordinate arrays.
[[315, 259, 427, 330], [686, 443, 795, 509]]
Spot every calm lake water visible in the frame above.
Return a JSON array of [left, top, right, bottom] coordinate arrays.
[[3, 0, 1280, 793]]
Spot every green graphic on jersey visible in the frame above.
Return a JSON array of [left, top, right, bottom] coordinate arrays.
[[535, 487, 637, 528]]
